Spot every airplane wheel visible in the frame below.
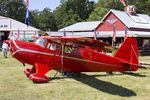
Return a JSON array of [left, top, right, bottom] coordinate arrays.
[[62, 72, 81, 77], [106, 72, 113, 75], [24, 69, 32, 77], [29, 73, 49, 83], [24, 68, 36, 77]]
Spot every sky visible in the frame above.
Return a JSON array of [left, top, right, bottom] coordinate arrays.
[[25, 0, 98, 11]]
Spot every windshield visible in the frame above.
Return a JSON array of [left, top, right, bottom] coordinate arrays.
[[34, 38, 48, 48]]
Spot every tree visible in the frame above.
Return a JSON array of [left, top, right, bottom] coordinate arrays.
[[88, 0, 124, 21], [30, 10, 40, 29], [38, 8, 58, 31], [54, 0, 95, 29], [61, 10, 82, 27], [0, 0, 9, 16], [65, 0, 95, 20], [128, 0, 150, 16], [1, 0, 150, 31], [0, 0, 26, 23]]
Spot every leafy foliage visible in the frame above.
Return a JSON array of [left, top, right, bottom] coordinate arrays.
[[0, 0, 26, 23], [88, 0, 124, 21], [53, 0, 95, 29], [38, 8, 58, 31], [0, 0, 150, 31], [30, 9, 40, 29], [30, 8, 58, 31], [128, 0, 150, 16]]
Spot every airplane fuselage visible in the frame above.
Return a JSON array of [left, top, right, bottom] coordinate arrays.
[[9, 40, 138, 73]]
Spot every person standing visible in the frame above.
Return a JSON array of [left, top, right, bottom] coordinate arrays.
[[2, 42, 9, 58]]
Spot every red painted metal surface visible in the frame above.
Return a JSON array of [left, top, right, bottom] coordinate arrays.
[[7, 37, 139, 83]]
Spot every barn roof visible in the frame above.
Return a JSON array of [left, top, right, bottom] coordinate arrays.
[[59, 21, 101, 32], [101, 9, 150, 29]]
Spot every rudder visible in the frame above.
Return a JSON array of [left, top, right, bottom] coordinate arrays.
[[114, 37, 139, 65]]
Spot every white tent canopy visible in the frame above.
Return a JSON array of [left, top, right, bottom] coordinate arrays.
[[0, 16, 39, 31]]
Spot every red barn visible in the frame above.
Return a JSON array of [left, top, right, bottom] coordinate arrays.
[[96, 9, 150, 48]]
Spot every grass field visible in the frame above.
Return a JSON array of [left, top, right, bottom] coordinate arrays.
[[0, 52, 150, 100]]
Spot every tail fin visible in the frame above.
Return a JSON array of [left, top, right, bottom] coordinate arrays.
[[114, 37, 139, 65]]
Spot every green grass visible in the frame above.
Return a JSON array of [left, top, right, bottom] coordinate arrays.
[[0, 52, 150, 100]]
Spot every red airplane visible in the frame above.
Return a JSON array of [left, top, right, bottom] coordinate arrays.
[[6, 36, 139, 83]]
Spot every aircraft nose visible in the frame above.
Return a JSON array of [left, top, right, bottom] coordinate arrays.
[[9, 40, 18, 54], [4, 40, 10, 45]]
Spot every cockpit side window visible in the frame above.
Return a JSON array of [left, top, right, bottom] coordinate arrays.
[[34, 38, 48, 48], [46, 43, 57, 50]]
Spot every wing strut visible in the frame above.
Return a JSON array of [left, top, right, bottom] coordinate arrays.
[[61, 44, 64, 77]]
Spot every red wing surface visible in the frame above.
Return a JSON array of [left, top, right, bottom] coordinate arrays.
[[43, 36, 113, 52]]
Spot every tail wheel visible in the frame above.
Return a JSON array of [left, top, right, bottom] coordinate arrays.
[[29, 73, 49, 83]]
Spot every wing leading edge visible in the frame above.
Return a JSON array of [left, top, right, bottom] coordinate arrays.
[[43, 36, 113, 52]]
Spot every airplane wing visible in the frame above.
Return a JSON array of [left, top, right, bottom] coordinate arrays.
[[43, 36, 113, 52]]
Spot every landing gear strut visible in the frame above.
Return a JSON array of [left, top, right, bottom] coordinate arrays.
[[24, 67, 36, 77], [62, 72, 81, 77]]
